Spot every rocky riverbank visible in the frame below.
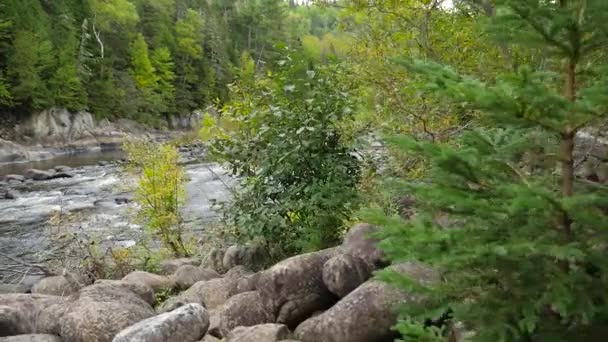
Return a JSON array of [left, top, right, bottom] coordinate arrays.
[[0, 223, 451, 342]]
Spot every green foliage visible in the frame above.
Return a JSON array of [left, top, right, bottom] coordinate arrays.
[[130, 33, 157, 90], [209, 50, 361, 260], [364, 0, 608, 341], [125, 140, 189, 257]]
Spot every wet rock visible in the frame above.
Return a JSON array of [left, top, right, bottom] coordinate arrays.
[[60, 282, 156, 342], [3, 190, 17, 200], [24, 169, 53, 181], [226, 324, 291, 342], [258, 248, 340, 328], [54, 165, 72, 172], [114, 197, 130, 205], [0, 334, 62, 342], [160, 258, 201, 275], [322, 253, 371, 298], [217, 291, 274, 337], [0, 294, 67, 336], [3, 174, 24, 182], [294, 262, 439, 342], [122, 271, 175, 292], [31, 275, 80, 297], [173, 265, 220, 290], [342, 223, 387, 269], [113, 303, 209, 342], [98, 161, 110, 166], [50, 172, 73, 179]]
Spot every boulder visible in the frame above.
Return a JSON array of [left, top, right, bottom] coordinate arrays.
[[294, 262, 439, 342], [60, 282, 156, 342], [31, 276, 80, 297], [160, 258, 201, 275], [112, 303, 209, 342], [24, 169, 53, 181], [0, 335, 62, 342], [0, 294, 67, 336], [217, 291, 274, 337], [3, 190, 17, 200], [229, 272, 261, 296], [322, 254, 371, 298], [342, 223, 386, 269], [93, 280, 155, 305], [258, 248, 339, 328], [226, 324, 291, 342], [173, 265, 220, 290], [224, 265, 254, 279], [199, 335, 220, 342], [122, 271, 175, 292], [3, 174, 24, 182], [0, 284, 29, 294], [158, 276, 238, 313], [204, 247, 226, 273]]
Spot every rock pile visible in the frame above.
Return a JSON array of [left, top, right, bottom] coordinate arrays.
[[0, 223, 436, 342]]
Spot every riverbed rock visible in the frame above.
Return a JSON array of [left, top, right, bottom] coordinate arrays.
[[294, 262, 439, 342], [60, 282, 156, 342], [54, 165, 72, 172], [3, 174, 24, 182], [342, 223, 387, 269], [3, 190, 17, 200], [122, 271, 175, 292], [322, 253, 371, 298], [229, 272, 261, 296], [224, 265, 254, 279], [226, 324, 291, 342], [112, 303, 209, 342], [217, 291, 274, 337], [160, 258, 201, 275], [173, 265, 220, 290], [0, 294, 67, 336], [31, 275, 80, 297], [258, 247, 340, 328], [0, 334, 62, 342], [24, 169, 53, 181]]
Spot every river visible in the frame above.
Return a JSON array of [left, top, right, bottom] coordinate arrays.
[[0, 149, 235, 283]]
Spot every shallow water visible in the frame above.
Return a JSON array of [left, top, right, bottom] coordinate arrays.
[[0, 149, 126, 176]]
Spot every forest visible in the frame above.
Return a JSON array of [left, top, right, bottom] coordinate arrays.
[[1, 0, 608, 341]]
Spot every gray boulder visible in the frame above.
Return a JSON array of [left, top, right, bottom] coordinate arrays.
[[226, 324, 291, 342], [204, 247, 226, 273], [31, 275, 80, 297], [217, 291, 274, 337], [294, 262, 439, 342], [24, 169, 53, 181], [3, 174, 25, 182], [229, 272, 261, 296], [160, 258, 201, 275], [322, 253, 371, 298], [122, 271, 175, 292], [60, 282, 156, 342], [222, 244, 263, 270], [342, 223, 386, 269], [224, 265, 254, 279], [173, 265, 220, 290], [199, 335, 220, 342], [258, 248, 339, 328], [112, 303, 209, 342], [93, 280, 155, 305], [158, 276, 238, 313], [0, 335, 62, 342], [0, 294, 67, 336]]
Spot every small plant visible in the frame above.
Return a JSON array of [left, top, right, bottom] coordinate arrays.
[[125, 140, 190, 257]]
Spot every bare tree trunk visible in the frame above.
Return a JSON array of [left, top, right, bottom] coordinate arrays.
[[92, 22, 104, 60]]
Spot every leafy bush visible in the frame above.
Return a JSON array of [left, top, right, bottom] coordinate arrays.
[[207, 49, 361, 260], [125, 140, 189, 257]]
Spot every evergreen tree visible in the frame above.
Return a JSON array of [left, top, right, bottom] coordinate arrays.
[[365, 0, 608, 340], [151, 47, 176, 114], [130, 33, 157, 90]]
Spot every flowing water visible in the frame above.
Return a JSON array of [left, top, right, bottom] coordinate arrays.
[[0, 150, 234, 282]]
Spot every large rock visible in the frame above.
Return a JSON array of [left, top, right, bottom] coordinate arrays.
[[158, 276, 238, 313], [217, 291, 274, 337], [226, 324, 291, 342], [322, 253, 371, 298], [173, 265, 220, 290], [3, 174, 24, 182], [23, 169, 53, 181], [122, 271, 175, 292], [342, 223, 386, 269], [112, 303, 209, 342], [223, 244, 264, 270], [60, 282, 156, 342], [160, 258, 201, 275], [0, 335, 62, 342], [199, 335, 220, 342], [258, 248, 339, 328], [31, 275, 80, 297], [204, 247, 226, 273], [294, 262, 439, 342], [93, 280, 155, 305], [0, 294, 67, 336], [229, 272, 261, 296], [224, 265, 254, 279]]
